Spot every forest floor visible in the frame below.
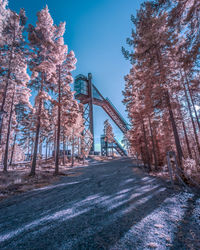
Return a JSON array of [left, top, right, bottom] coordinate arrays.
[[0, 156, 118, 200], [149, 166, 200, 187], [0, 157, 199, 249]]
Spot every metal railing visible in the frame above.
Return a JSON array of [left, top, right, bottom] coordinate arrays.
[[105, 98, 129, 129]]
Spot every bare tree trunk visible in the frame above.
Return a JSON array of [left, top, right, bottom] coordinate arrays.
[[30, 74, 44, 176], [55, 65, 61, 175], [148, 116, 158, 170], [30, 112, 41, 176], [3, 90, 15, 172], [71, 134, 74, 167], [31, 139, 34, 161], [193, 148, 199, 165], [39, 138, 42, 158], [165, 91, 183, 166], [180, 76, 200, 155], [48, 141, 51, 158], [0, 16, 16, 143], [54, 128, 56, 160], [182, 121, 192, 159], [9, 132, 17, 166], [155, 49, 183, 166], [184, 71, 200, 131], [27, 136, 30, 161], [140, 145, 145, 166], [78, 137, 80, 159], [176, 97, 192, 159], [141, 117, 151, 171], [154, 130, 161, 166], [66, 138, 69, 157], [45, 140, 48, 162], [63, 130, 65, 165]]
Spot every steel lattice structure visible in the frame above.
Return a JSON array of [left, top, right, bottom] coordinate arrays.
[[74, 73, 129, 156]]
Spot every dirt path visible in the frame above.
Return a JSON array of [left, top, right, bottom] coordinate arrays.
[[0, 158, 199, 249]]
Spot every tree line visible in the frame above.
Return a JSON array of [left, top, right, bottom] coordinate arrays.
[[123, 0, 200, 175], [0, 1, 92, 175]]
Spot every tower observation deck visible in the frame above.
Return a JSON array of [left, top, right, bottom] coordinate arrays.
[[74, 73, 129, 156]]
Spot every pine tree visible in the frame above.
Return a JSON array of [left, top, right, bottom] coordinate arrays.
[[28, 6, 57, 176], [0, 8, 28, 142], [123, 0, 200, 177], [104, 119, 115, 156], [0, 8, 30, 171], [123, 2, 185, 168], [53, 22, 77, 174]]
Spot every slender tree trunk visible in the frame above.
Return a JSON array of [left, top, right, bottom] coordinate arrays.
[[63, 130, 65, 165], [55, 65, 61, 175], [78, 137, 80, 159], [148, 116, 158, 170], [141, 117, 151, 171], [176, 97, 192, 159], [45, 140, 48, 162], [155, 137, 160, 163], [27, 136, 30, 161], [39, 138, 42, 158], [193, 148, 198, 165], [48, 141, 51, 158], [0, 19, 16, 143], [155, 48, 184, 166], [165, 91, 183, 166], [179, 112, 192, 159], [30, 112, 41, 176], [66, 138, 69, 157], [182, 121, 192, 158], [31, 140, 34, 160], [54, 127, 57, 161], [3, 90, 15, 172], [180, 76, 200, 155], [30, 74, 44, 176], [140, 145, 145, 166], [71, 134, 74, 167], [9, 132, 17, 166], [155, 48, 184, 164], [184, 71, 200, 131]]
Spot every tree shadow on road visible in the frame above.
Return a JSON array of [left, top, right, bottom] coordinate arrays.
[[170, 193, 200, 250], [0, 161, 185, 249]]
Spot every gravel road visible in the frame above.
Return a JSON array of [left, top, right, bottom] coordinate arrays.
[[0, 157, 199, 250]]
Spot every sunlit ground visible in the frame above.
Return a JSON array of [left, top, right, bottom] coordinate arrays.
[[0, 158, 199, 249]]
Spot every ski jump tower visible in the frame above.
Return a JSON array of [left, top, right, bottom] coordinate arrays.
[[74, 73, 129, 156]]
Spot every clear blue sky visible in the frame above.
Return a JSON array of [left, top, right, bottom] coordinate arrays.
[[10, 0, 144, 151]]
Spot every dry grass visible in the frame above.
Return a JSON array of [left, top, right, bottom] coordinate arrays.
[[0, 169, 59, 200], [0, 159, 87, 200], [89, 155, 120, 162]]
